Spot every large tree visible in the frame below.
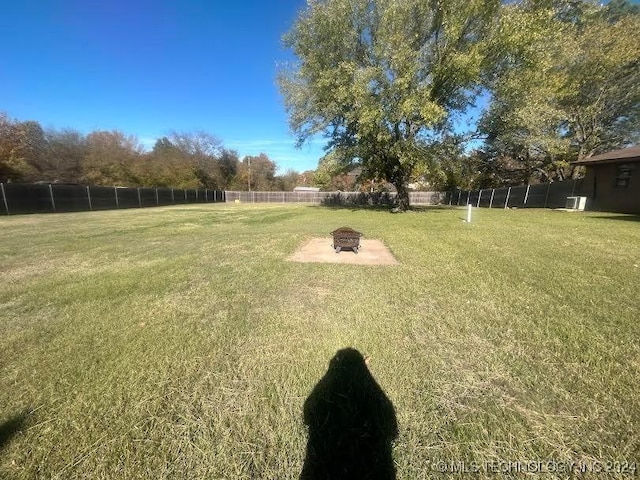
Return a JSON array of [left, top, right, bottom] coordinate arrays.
[[478, 0, 640, 182], [279, 0, 500, 209]]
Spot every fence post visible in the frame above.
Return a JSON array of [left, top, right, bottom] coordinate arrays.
[[489, 189, 495, 209], [114, 187, 119, 208], [184, 189, 187, 203], [523, 184, 530, 206], [87, 186, 93, 211], [477, 189, 482, 208], [156, 188, 159, 206], [137, 188, 142, 208], [48, 184, 56, 212], [1, 183, 9, 215], [504, 187, 511, 209]]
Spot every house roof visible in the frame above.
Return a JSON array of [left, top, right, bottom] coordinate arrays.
[[572, 145, 640, 165]]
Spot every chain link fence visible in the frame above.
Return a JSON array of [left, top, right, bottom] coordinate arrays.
[[446, 179, 584, 209]]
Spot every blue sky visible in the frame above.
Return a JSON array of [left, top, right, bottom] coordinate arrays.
[[0, 0, 325, 173]]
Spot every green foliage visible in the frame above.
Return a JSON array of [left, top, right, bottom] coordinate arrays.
[[479, 0, 640, 183], [274, 168, 300, 191], [414, 138, 484, 190], [0, 114, 291, 191], [82, 130, 144, 186], [280, 0, 500, 208], [298, 169, 317, 187], [218, 149, 240, 189], [600, 0, 640, 22], [235, 153, 278, 191], [313, 151, 343, 190]]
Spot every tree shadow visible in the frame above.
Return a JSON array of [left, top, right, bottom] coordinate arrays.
[[589, 214, 640, 222], [320, 192, 396, 209], [317, 204, 397, 213], [0, 411, 29, 451], [301, 348, 398, 480], [312, 204, 454, 213]]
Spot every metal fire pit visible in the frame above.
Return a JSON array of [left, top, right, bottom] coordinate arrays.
[[331, 227, 362, 254]]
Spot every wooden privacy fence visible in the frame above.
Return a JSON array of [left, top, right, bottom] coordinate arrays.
[[446, 179, 584, 209], [225, 183, 581, 208], [0, 183, 225, 215], [224, 190, 448, 206]]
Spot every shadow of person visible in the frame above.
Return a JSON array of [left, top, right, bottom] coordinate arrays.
[[301, 348, 398, 480], [0, 411, 29, 451]]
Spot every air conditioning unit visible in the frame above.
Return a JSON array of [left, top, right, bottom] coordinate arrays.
[[566, 196, 587, 210]]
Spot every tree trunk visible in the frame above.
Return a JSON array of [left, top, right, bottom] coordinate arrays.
[[394, 180, 410, 211]]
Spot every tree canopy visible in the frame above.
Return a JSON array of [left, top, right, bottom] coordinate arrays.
[[477, 0, 640, 184], [281, 0, 640, 198], [280, 0, 501, 208]]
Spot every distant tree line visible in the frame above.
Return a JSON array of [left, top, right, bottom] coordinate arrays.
[[0, 114, 307, 191]]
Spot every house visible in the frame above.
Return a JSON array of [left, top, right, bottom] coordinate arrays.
[[573, 145, 640, 214], [293, 186, 320, 192]]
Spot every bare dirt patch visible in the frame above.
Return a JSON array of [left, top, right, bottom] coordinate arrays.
[[288, 238, 399, 265]]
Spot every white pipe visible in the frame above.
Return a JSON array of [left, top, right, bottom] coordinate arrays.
[[466, 203, 472, 223]]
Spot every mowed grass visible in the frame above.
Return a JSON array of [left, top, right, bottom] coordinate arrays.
[[1, 204, 638, 479]]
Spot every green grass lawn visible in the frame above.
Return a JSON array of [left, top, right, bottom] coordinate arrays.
[[1, 204, 638, 479]]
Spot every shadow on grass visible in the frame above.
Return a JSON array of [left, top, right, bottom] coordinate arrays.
[[0, 411, 29, 451], [589, 214, 640, 222], [312, 204, 455, 213], [301, 348, 398, 480]]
